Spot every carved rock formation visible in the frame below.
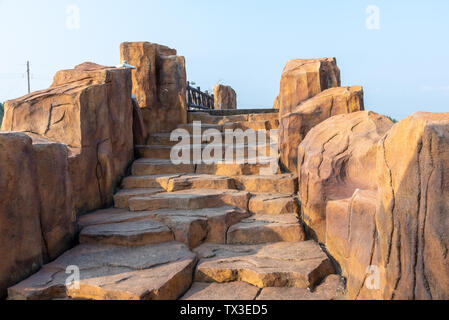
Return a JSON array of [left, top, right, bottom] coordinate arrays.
[[2, 62, 134, 214], [213, 84, 237, 110], [376, 112, 449, 300], [275, 58, 341, 117], [120, 42, 187, 134], [280, 86, 364, 173]]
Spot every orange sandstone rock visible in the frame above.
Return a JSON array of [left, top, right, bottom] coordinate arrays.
[[275, 58, 341, 117], [280, 86, 364, 173]]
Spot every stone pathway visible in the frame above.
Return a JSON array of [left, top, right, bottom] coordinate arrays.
[[8, 111, 346, 300]]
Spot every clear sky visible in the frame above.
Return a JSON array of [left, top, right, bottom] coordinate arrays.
[[1, 0, 448, 120]]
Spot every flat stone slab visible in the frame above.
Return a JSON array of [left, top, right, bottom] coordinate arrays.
[[227, 214, 305, 245], [121, 174, 181, 189], [194, 241, 335, 289], [249, 193, 299, 215], [78, 206, 250, 249], [79, 219, 174, 246], [233, 174, 298, 194], [8, 242, 196, 300], [114, 188, 163, 209], [257, 275, 347, 300], [181, 282, 260, 300], [132, 158, 196, 175], [129, 189, 250, 212], [158, 174, 236, 192]]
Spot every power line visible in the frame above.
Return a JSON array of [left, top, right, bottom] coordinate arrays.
[[27, 61, 30, 94]]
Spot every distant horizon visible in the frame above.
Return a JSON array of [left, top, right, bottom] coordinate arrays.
[[1, 0, 449, 121]]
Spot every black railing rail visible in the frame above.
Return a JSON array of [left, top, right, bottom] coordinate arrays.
[[186, 81, 214, 110]]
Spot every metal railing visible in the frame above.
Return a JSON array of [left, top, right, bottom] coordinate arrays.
[[186, 81, 214, 110]]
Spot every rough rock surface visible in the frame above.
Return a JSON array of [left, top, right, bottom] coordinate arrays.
[[376, 112, 449, 300], [27, 134, 75, 262], [129, 189, 250, 212], [3, 62, 134, 215], [213, 84, 237, 110], [194, 241, 335, 289], [297, 111, 393, 242], [120, 42, 187, 134], [182, 282, 260, 300], [227, 214, 306, 244], [8, 242, 196, 300], [257, 275, 346, 300], [280, 86, 365, 173], [79, 206, 250, 249], [249, 193, 298, 215], [275, 58, 341, 117], [0, 133, 43, 299], [79, 219, 174, 246]]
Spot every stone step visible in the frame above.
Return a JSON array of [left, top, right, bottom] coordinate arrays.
[[8, 242, 196, 300], [122, 174, 235, 192], [136, 144, 276, 160], [132, 158, 278, 177], [188, 112, 279, 125], [181, 275, 346, 301], [122, 174, 181, 189], [233, 174, 298, 194], [194, 241, 335, 289], [181, 282, 260, 300], [132, 158, 196, 175], [113, 188, 164, 209], [79, 218, 174, 246], [249, 193, 299, 215], [227, 214, 305, 245], [177, 123, 224, 134], [196, 161, 278, 176], [256, 275, 347, 300], [78, 206, 250, 249], [128, 189, 250, 212], [223, 120, 279, 131]]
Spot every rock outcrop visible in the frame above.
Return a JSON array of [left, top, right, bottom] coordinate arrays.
[[275, 58, 341, 117], [280, 86, 364, 173], [0, 133, 44, 299], [297, 111, 394, 299], [376, 112, 449, 300], [120, 42, 187, 134], [2, 62, 134, 214], [298, 111, 393, 241], [213, 85, 237, 110]]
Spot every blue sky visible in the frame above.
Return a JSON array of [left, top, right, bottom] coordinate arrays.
[[1, 0, 448, 120]]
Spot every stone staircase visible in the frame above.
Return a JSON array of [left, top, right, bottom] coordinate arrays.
[[8, 111, 346, 301]]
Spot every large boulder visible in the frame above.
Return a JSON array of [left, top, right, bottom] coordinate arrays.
[[275, 58, 341, 117], [213, 85, 237, 110], [120, 42, 187, 134], [2, 62, 134, 215], [297, 111, 393, 300], [0, 132, 43, 299], [280, 86, 364, 173], [376, 112, 449, 300], [27, 134, 75, 262], [298, 111, 393, 241]]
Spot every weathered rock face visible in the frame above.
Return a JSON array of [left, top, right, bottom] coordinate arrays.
[[120, 42, 187, 134], [376, 112, 449, 300], [27, 134, 75, 262], [213, 85, 237, 110], [3, 62, 134, 215], [280, 86, 364, 173], [275, 58, 341, 117], [298, 111, 393, 242], [297, 112, 393, 300], [0, 132, 43, 299]]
